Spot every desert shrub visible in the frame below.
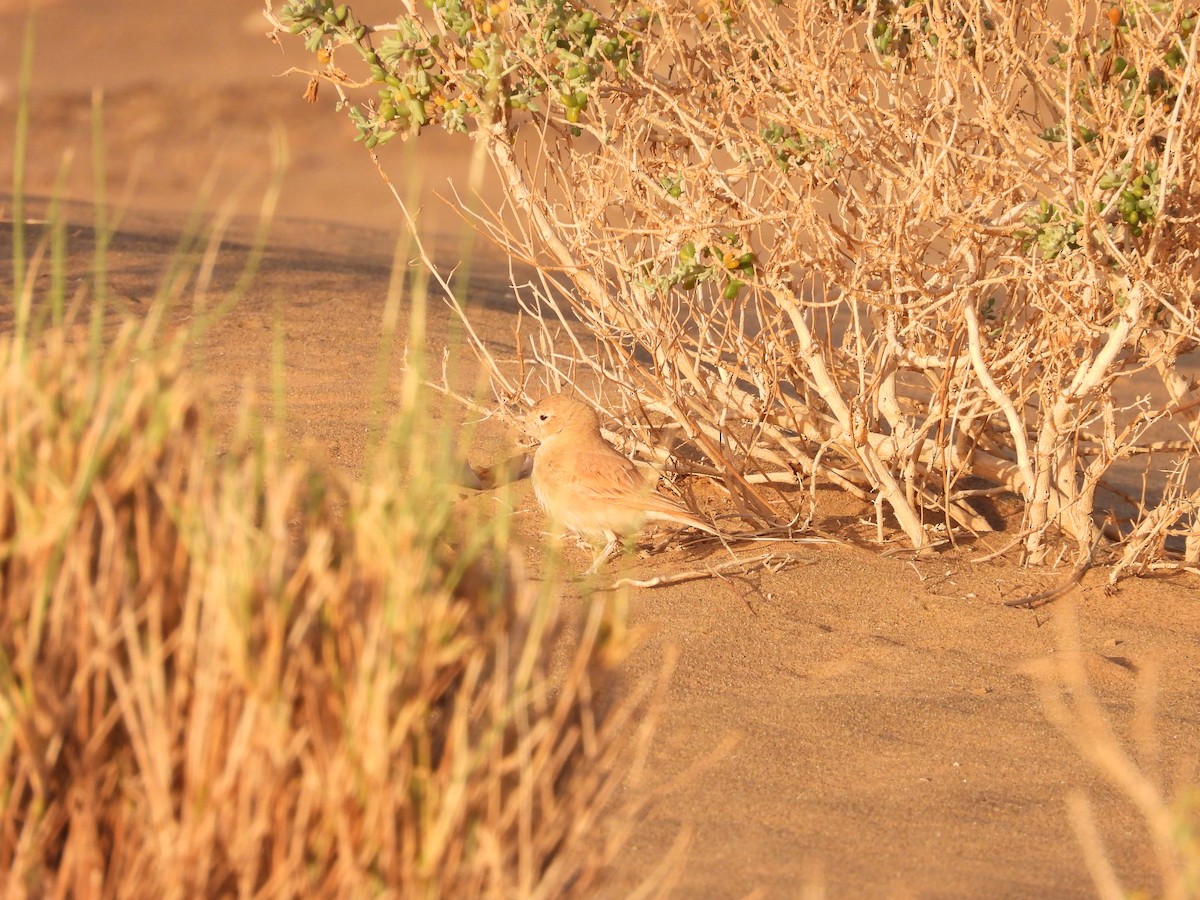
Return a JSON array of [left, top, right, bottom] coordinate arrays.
[[0, 316, 650, 896], [269, 0, 1200, 574]]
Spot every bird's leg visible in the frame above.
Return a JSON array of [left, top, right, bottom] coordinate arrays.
[[585, 533, 622, 574]]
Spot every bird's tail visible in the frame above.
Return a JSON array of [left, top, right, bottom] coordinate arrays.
[[643, 502, 720, 536]]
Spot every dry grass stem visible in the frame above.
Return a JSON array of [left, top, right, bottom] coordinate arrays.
[[1030, 601, 1200, 900]]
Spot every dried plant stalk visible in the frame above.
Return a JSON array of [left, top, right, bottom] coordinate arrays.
[[1030, 602, 1200, 899]]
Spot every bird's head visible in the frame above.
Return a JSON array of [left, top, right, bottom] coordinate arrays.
[[525, 393, 602, 443]]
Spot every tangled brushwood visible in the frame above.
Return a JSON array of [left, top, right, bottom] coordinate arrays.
[[269, 0, 1199, 574], [0, 320, 651, 896]]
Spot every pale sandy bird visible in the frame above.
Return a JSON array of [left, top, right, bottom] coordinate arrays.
[[525, 393, 719, 573]]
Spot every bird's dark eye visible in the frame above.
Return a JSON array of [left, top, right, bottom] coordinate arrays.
[[539, 413, 549, 421]]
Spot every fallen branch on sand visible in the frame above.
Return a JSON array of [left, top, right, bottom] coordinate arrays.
[[608, 550, 814, 590], [1004, 532, 1107, 610]]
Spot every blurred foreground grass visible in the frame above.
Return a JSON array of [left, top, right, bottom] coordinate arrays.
[[0, 47, 652, 893], [0, 236, 655, 898]]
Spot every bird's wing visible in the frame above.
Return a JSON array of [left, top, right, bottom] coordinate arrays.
[[569, 447, 648, 500], [570, 447, 718, 534]]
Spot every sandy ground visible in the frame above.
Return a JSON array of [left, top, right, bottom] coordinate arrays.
[[3, 3, 1200, 897]]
